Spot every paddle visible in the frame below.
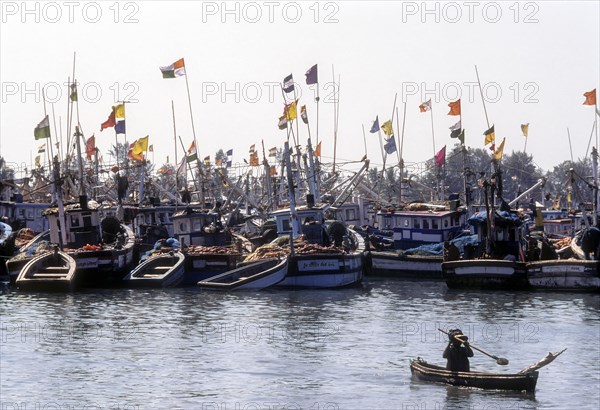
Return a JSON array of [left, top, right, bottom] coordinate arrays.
[[438, 328, 509, 366]]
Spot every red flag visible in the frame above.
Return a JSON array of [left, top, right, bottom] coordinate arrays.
[[448, 99, 461, 116], [434, 145, 446, 167], [100, 109, 116, 131], [86, 135, 95, 160], [583, 89, 597, 106]]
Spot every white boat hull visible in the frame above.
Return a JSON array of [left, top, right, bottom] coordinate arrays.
[[527, 260, 600, 290]]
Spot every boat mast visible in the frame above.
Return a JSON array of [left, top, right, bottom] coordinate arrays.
[[284, 141, 302, 239]]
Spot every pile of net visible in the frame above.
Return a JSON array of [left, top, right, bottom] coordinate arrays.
[[244, 237, 344, 262], [186, 245, 241, 255]]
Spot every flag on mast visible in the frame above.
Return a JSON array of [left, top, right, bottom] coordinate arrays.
[[521, 123, 529, 137], [86, 135, 95, 160], [381, 120, 394, 137], [448, 99, 461, 116], [160, 58, 186, 78], [314, 141, 322, 157], [186, 140, 197, 162], [583, 89, 597, 106], [493, 138, 506, 160], [100, 109, 116, 131], [484, 125, 495, 145], [283, 74, 294, 93], [434, 145, 446, 167], [419, 100, 431, 112], [305, 64, 318, 85], [384, 137, 396, 154], [34, 115, 51, 140], [370, 116, 380, 133], [300, 105, 309, 124], [38, 143, 46, 153]]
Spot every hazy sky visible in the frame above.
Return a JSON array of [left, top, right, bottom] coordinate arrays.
[[1, 1, 598, 179]]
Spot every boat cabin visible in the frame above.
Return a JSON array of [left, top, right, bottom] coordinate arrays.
[[0, 200, 50, 233], [271, 205, 328, 245], [45, 201, 102, 250], [469, 211, 524, 259], [375, 206, 467, 250], [171, 208, 226, 247]]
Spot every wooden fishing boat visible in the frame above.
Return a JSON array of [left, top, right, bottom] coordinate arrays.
[[123, 250, 185, 288], [527, 259, 600, 291], [409, 359, 538, 392], [410, 349, 565, 392], [16, 248, 77, 291], [198, 257, 288, 291]]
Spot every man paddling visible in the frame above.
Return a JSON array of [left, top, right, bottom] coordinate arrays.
[[443, 329, 474, 372]]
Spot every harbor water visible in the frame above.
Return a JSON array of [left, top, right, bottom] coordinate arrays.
[[1, 279, 599, 409]]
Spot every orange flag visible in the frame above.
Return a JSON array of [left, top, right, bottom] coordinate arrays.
[[583, 89, 597, 106], [448, 99, 461, 116], [314, 141, 322, 157]]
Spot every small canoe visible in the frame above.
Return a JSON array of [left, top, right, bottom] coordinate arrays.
[[16, 249, 77, 292], [124, 251, 185, 288], [410, 358, 538, 392], [198, 257, 288, 291]]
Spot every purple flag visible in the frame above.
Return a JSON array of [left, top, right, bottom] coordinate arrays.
[[115, 120, 126, 134], [305, 64, 318, 85]]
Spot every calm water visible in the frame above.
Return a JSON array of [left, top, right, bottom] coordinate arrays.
[[1, 279, 598, 410]]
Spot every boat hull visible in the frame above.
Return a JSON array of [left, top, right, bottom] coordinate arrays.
[[366, 251, 442, 279], [181, 252, 241, 285], [198, 257, 288, 290], [442, 259, 528, 290], [124, 251, 185, 288], [16, 250, 77, 292], [527, 260, 600, 291], [275, 252, 363, 288], [410, 359, 538, 392]]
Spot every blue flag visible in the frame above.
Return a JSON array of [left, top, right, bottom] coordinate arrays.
[[115, 120, 126, 134], [305, 64, 318, 85], [384, 137, 396, 154], [370, 116, 380, 133]]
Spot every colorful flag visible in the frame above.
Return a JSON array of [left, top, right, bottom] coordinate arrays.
[[314, 141, 322, 157], [300, 105, 308, 124], [127, 141, 144, 161], [381, 120, 394, 137], [38, 143, 46, 153], [493, 137, 506, 161], [448, 99, 461, 116], [132, 135, 149, 154], [115, 120, 126, 134], [435, 145, 446, 167], [384, 137, 396, 154], [283, 74, 294, 93], [100, 109, 116, 131], [370, 116, 380, 133], [186, 140, 197, 162], [160, 58, 186, 78], [34, 115, 50, 140], [284, 100, 297, 121], [269, 165, 277, 176], [305, 64, 318, 85], [203, 156, 210, 165], [86, 135, 95, 160], [249, 151, 259, 166], [583, 89, 596, 106], [34, 155, 41, 168], [114, 104, 125, 119], [419, 99, 431, 112], [269, 147, 277, 157], [69, 82, 78, 102], [484, 125, 495, 145], [249, 144, 255, 153], [449, 120, 461, 131], [278, 115, 288, 130], [521, 123, 529, 137]]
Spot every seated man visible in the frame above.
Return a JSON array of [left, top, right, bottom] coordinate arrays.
[[443, 329, 474, 372]]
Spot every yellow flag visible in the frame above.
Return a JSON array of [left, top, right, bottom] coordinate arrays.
[[133, 135, 149, 154], [521, 123, 529, 137], [381, 120, 394, 137], [285, 100, 297, 121], [493, 137, 505, 161], [35, 155, 41, 168], [114, 104, 125, 119]]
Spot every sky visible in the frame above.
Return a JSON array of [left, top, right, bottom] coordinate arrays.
[[1, 0, 599, 180]]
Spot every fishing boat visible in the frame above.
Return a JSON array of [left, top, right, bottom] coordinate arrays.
[[16, 248, 77, 291], [442, 210, 528, 290], [171, 207, 252, 285], [365, 201, 471, 279], [5, 230, 51, 282], [527, 259, 600, 291], [123, 250, 185, 288], [198, 257, 288, 290], [409, 359, 538, 392], [410, 349, 565, 392]]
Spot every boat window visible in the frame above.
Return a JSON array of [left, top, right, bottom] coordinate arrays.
[[193, 219, 202, 231], [282, 218, 291, 231], [423, 219, 429, 230], [413, 219, 420, 229], [444, 219, 449, 228], [384, 217, 392, 229], [432, 219, 438, 229], [70, 215, 80, 228], [347, 209, 356, 220], [179, 222, 187, 232], [82, 215, 92, 227], [403, 219, 410, 228]]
